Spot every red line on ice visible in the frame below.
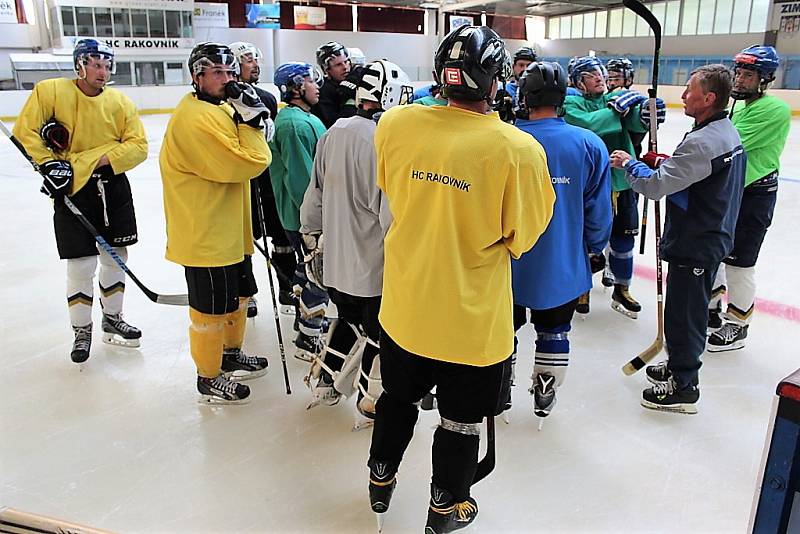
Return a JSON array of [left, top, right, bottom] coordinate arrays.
[[633, 264, 800, 323]]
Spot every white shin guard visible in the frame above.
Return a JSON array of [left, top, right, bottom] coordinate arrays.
[[724, 264, 756, 325], [66, 256, 98, 327], [533, 352, 569, 388], [98, 246, 127, 316]]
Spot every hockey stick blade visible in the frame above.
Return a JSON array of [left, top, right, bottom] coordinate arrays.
[[622, 338, 664, 375], [0, 120, 188, 307]]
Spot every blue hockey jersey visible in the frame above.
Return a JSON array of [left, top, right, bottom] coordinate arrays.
[[512, 117, 613, 309]]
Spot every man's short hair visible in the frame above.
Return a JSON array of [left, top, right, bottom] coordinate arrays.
[[690, 64, 732, 111]]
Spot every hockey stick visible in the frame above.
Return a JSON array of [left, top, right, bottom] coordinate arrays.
[[252, 179, 292, 394], [622, 0, 665, 375], [253, 239, 294, 288], [472, 416, 496, 484], [0, 120, 189, 306]]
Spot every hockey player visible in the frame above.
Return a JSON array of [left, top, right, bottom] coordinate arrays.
[[366, 26, 555, 533], [160, 42, 271, 404], [706, 46, 790, 352], [269, 62, 328, 361], [563, 56, 649, 318], [415, 83, 447, 106], [13, 39, 147, 364], [229, 41, 295, 319], [606, 57, 634, 92], [311, 42, 354, 128], [505, 46, 536, 105], [610, 64, 745, 414], [513, 61, 612, 421], [299, 60, 413, 423]]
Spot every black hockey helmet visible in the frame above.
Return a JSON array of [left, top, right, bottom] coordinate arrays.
[[188, 42, 239, 76], [606, 57, 634, 83], [519, 61, 567, 109], [316, 41, 349, 72], [513, 46, 537, 64], [434, 25, 510, 103]]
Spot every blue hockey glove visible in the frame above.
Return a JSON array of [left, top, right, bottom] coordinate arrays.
[[608, 90, 647, 115], [640, 98, 666, 128]]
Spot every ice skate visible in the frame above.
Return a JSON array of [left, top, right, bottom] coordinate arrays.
[[641, 377, 698, 415], [425, 484, 478, 534], [101, 313, 141, 347], [294, 331, 321, 362], [306, 371, 341, 410], [530, 373, 557, 429], [279, 289, 296, 315], [368, 459, 397, 532], [246, 296, 258, 318], [611, 284, 640, 319], [575, 291, 590, 316], [601, 264, 614, 289], [707, 323, 747, 353], [221, 348, 268, 381], [707, 303, 723, 334], [645, 360, 671, 385], [353, 394, 376, 431], [70, 324, 92, 364], [197, 374, 251, 405]]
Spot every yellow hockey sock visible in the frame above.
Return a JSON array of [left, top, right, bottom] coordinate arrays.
[[189, 308, 226, 378], [223, 297, 249, 350]]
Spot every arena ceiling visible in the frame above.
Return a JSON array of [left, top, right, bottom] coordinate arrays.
[[365, 0, 627, 16]]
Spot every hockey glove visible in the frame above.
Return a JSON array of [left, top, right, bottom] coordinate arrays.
[[40, 159, 73, 199], [642, 151, 670, 170], [493, 88, 515, 124], [301, 233, 324, 288], [40, 118, 70, 152], [640, 98, 666, 128], [264, 116, 275, 143], [608, 90, 647, 116], [589, 253, 606, 274], [337, 66, 364, 101], [225, 81, 269, 129]]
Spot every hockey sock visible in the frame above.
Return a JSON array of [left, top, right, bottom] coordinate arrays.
[[432, 425, 480, 502], [67, 255, 97, 328], [222, 297, 248, 350], [98, 246, 127, 316], [369, 391, 419, 468], [532, 323, 570, 387], [609, 234, 634, 286], [272, 246, 296, 293], [708, 265, 727, 311], [189, 308, 226, 378], [724, 265, 756, 325]]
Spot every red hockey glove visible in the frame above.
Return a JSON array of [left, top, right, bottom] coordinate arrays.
[[642, 151, 670, 169]]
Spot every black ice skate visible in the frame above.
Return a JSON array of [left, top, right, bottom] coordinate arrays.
[[707, 323, 748, 353], [707, 304, 722, 334], [530, 373, 557, 427], [71, 324, 92, 364], [611, 284, 641, 319], [246, 297, 258, 318], [645, 360, 671, 385], [576, 292, 590, 315], [101, 313, 141, 347], [197, 374, 251, 405], [601, 265, 615, 288], [425, 484, 478, 534], [221, 348, 268, 381], [641, 377, 699, 415], [369, 459, 397, 532], [294, 331, 322, 362]]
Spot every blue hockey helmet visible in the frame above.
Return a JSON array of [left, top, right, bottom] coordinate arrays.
[[733, 45, 780, 79], [570, 56, 607, 89], [274, 62, 323, 101], [73, 38, 115, 74]]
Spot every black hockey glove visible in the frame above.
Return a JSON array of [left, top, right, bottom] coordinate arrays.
[[225, 81, 269, 129], [589, 252, 606, 274], [40, 159, 73, 199], [337, 66, 364, 101], [494, 89, 515, 124], [40, 118, 69, 152]]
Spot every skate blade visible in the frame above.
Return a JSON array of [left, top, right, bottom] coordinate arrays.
[[706, 341, 745, 353], [197, 394, 250, 405], [353, 419, 374, 432], [502, 412, 510, 425], [294, 350, 315, 363], [280, 304, 295, 315], [101, 332, 141, 348], [223, 367, 269, 382], [537, 417, 544, 431], [306, 395, 341, 410], [611, 301, 638, 320], [375, 512, 386, 532], [640, 399, 697, 415]]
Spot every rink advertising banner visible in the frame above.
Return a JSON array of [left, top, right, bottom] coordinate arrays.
[[65, 35, 195, 49], [194, 2, 228, 27], [449, 15, 473, 32], [60, 0, 193, 9], [0, 0, 17, 23], [293, 5, 326, 30], [245, 3, 279, 29]]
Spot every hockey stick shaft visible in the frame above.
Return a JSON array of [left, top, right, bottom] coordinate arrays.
[[252, 179, 292, 395], [0, 120, 188, 306], [472, 416, 496, 484]]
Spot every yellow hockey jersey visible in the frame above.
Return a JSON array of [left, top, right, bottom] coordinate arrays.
[[160, 93, 271, 267], [13, 78, 147, 195], [376, 104, 555, 366]]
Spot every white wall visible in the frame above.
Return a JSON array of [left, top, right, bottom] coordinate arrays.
[[0, 24, 42, 79]]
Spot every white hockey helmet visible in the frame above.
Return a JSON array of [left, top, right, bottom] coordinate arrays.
[[228, 41, 263, 63], [348, 47, 366, 67], [356, 60, 413, 110]]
